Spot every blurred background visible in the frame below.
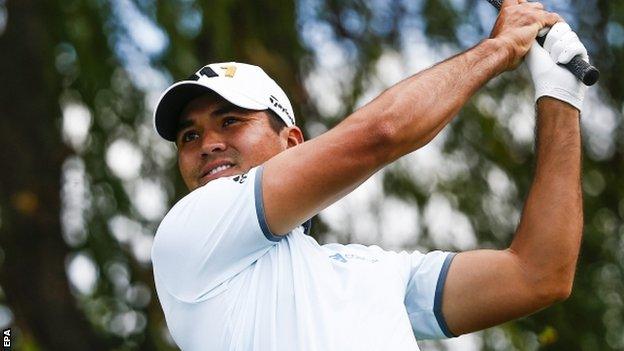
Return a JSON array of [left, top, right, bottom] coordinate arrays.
[[0, 0, 622, 350]]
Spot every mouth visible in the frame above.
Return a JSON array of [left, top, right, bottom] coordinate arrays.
[[199, 162, 235, 183]]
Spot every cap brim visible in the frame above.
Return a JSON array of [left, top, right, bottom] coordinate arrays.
[[154, 81, 268, 142]]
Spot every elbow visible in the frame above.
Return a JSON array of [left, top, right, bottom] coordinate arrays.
[[356, 92, 429, 163], [356, 113, 401, 165], [532, 270, 575, 307], [544, 258, 578, 304], [375, 120, 399, 148], [543, 281, 573, 304], [371, 113, 407, 164], [360, 92, 408, 162], [552, 278, 574, 302]]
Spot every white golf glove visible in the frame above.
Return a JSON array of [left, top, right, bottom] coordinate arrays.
[[526, 22, 589, 111]]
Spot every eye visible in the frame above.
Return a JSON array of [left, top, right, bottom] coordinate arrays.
[[181, 130, 199, 143], [222, 117, 238, 128]]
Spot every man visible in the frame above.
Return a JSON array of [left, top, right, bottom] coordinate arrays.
[[150, 1, 587, 349]]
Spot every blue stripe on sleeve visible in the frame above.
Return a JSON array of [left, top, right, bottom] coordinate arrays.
[[254, 166, 284, 242], [433, 253, 458, 338]]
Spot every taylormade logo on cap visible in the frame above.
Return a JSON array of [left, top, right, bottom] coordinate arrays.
[[269, 95, 294, 125], [154, 62, 296, 141]]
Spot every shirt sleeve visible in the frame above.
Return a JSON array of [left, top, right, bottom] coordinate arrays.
[[403, 250, 457, 340], [151, 165, 282, 303]]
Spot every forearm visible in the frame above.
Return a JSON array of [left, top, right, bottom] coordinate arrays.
[[347, 38, 510, 162], [442, 98, 583, 336], [510, 97, 583, 297]]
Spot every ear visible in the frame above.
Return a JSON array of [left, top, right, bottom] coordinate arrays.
[[283, 126, 304, 148]]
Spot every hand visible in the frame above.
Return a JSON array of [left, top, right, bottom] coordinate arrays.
[[526, 22, 588, 111], [489, 0, 562, 71]]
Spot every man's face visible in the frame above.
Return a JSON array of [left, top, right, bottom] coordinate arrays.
[[175, 93, 294, 191]]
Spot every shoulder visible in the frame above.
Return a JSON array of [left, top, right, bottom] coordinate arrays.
[[172, 167, 258, 212], [154, 167, 261, 241]]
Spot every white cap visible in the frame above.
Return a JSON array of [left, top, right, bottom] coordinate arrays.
[[154, 62, 296, 141]]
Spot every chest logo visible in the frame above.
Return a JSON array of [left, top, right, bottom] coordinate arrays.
[[232, 173, 248, 184], [329, 253, 347, 263], [329, 253, 379, 264]]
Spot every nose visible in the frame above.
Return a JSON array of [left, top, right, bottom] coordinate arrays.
[[200, 130, 227, 156]]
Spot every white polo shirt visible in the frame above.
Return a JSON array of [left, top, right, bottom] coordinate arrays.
[[151, 166, 456, 351]]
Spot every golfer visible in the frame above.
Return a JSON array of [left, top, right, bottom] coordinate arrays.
[[151, 1, 587, 349]]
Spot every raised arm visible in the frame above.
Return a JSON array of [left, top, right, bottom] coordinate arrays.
[[262, 39, 506, 235], [438, 6, 590, 334], [262, 1, 559, 235], [441, 98, 583, 335]]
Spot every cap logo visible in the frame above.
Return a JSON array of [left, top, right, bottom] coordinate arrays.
[[220, 65, 237, 78], [269, 95, 294, 125], [188, 66, 218, 80]]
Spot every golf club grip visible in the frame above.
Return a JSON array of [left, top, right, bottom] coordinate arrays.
[[485, 0, 599, 86]]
